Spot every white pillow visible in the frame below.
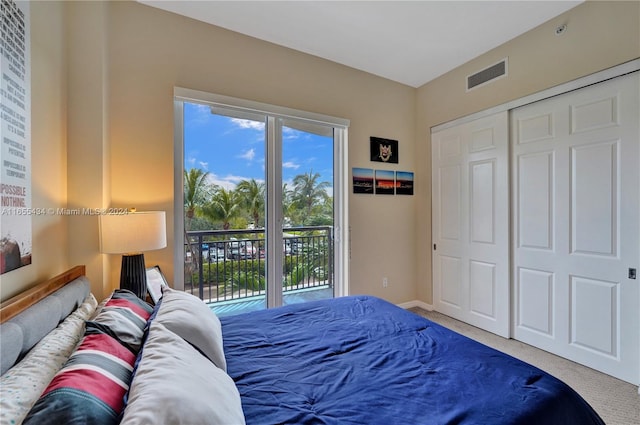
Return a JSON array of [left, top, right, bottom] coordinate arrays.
[[0, 294, 97, 425], [154, 287, 226, 370], [120, 321, 245, 425]]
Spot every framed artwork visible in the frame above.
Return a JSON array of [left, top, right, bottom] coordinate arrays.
[[375, 170, 395, 195], [146, 265, 169, 304], [353, 167, 374, 194], [370, 137, 398, 163], [396, 171, 414, 195]]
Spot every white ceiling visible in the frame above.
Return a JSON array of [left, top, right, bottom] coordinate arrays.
[[139, 1, 582, 88]]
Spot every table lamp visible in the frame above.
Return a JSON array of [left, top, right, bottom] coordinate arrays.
[[99, 210, 167, 299]]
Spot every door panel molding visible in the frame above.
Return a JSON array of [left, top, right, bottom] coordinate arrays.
[[511, 73, 638, 384], [432, 111, 510, 337]]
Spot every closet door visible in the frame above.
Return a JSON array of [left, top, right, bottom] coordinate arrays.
[[511, 73, 639, 385], [432, 111, 510, 337]]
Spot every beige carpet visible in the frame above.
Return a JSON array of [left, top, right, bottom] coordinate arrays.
[[409, 308, 640, 425]]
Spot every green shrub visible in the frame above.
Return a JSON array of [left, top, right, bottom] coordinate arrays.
[[189, 259, 266, 286], [227, 271, 265, 291], [286, 263, 310, 286]]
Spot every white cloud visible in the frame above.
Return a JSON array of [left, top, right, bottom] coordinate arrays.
[[283, 161, 300, 169], [282, 127, 300, 140], [283, 177, 294, 189], [205, 173, 237, 191], [206, 173, 263, 191], [230, 118, 265, 131], [184, 156, 208, 171], [187, 104, 212, 126], [239, 148, 256, 161]]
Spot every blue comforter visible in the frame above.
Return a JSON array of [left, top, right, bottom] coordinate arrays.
[[221, 296, 604, 425]]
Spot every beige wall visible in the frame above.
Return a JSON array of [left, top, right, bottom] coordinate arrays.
[[4, 1, 638, 306], [1, 1, 69, 300], [415, 1, 640, 304], [66, 1, 112, 301], [75, 1, 417, 302]]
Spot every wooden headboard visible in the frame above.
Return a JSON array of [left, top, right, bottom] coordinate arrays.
[[0, 265, 86, 324]]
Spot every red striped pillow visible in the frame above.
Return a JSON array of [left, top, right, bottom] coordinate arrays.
[[22, 323, 136, 425], [90, 290, 153, 352], [105, 297, 151, 319]]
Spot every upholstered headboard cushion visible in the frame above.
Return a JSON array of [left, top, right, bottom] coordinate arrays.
[[0, 276, 91, 375], [50, 277, 91, 321], [0, 322, 23, 375]]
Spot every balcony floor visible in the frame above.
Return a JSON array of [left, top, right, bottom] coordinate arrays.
[[208, 285, 333, 317]]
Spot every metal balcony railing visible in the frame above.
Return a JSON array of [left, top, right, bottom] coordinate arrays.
[[184, 227, 333, 304]]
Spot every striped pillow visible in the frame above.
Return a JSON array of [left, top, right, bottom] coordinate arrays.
[[22, 323, 136, 425], [90, 290, 153, 352]]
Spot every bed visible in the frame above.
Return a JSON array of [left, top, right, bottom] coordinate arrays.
[[0, 266, 605, 425], [222, 296, 605, 425]]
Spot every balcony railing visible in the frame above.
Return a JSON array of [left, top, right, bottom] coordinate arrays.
[[184, 226, 333, 304]]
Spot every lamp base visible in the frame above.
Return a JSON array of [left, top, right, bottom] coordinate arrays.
[[120, 253, 147, 300]]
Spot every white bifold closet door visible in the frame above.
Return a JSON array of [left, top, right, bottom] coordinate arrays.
[[432, 111, 510, 338], [511, 72, 639, 385]]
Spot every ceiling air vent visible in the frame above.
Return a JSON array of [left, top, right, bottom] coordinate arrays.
[[466, 58, 508, 91]]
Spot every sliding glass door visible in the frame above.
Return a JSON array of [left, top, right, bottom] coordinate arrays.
[[175, 90, 348, 316], [278, 119, 335, 306]]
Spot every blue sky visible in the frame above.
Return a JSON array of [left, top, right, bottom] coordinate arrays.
[[184, 102, 333, 193]]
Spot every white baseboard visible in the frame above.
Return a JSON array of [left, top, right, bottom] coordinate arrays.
[[397, 300, 434, 311]]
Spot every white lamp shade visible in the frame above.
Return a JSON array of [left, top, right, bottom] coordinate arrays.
[[99, 211, 167, 254]]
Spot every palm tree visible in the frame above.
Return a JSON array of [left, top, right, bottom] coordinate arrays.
[[292, 170, 330, 225], [183, 168, 211, 272], [184, 168, 211, 230], [281, 182, 295, 226], [236, 179, 265, 228], [307, 195, 333, 226], [201, 187, 242, 230]]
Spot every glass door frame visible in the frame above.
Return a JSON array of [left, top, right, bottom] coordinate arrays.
[[265, 115, 282, 308], [173, 87, 350, 307]]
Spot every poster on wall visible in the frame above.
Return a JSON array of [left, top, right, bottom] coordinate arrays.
[[0, 0, 31, 274]]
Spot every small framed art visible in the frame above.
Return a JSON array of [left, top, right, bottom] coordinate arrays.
[[370, 137, 398, 163], [353, 167, 374, 194], [396, 171, 414, 195], [375, 170, 395, 195]]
